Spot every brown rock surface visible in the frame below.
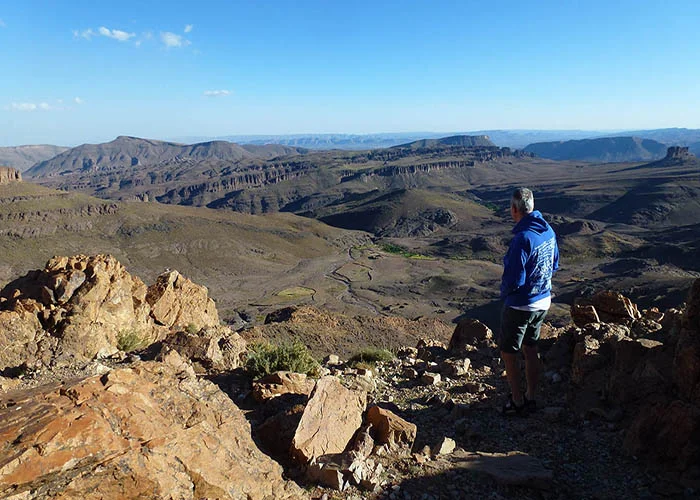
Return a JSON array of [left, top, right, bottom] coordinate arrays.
[[675, 278, 700, 404], [570, 303, 600, 327], [0, 255, 163, 360], [291, 376, 366, 463], [163, 325, 246, 373], [0, 350, 306, 499], [252, 371, 315, 402], [366, 405, 417, 451], [0, 166, 21, 184], [146, 270, 220, 330], [448, 317, 493, 352], [0, 306, 43, 371], [590, 291, 641, 324], [452, 450, 553, 489]]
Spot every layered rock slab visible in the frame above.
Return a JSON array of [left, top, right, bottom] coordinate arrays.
[[291, 376, 366, 463], [0, 351, 306, 500]]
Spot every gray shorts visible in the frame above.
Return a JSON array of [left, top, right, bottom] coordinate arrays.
[[499, 306, 548, 354]]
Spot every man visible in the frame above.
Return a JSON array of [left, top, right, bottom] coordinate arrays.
[[500, 187, 559, 416]]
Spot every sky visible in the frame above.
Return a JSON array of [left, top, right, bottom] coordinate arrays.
[[1, 0, 700, 146]]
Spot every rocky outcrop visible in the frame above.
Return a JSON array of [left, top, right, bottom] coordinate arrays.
[[147, 270, 219, 330], [291, 376, 366, 464], [162, 325, 246, 374], [448, 318, 494, 353], [365, 405, 417, 451], [0, 255, 221, 366], [0, 306, 43, 371], [0, 350, 306, 499], [0, 167, 21, 183], [252, 371, 316, 402]]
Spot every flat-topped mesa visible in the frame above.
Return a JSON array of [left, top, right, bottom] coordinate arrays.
[[0, 166, 22, 184], [665, 146, 694, 159]]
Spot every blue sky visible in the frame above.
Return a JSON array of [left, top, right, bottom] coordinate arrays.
[[1, 0, 699, 146]]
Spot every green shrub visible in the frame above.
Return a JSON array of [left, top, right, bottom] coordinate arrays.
[[186, 323, 199, 334], [117, 329, 148, 352], [245, 341, 320, 379], [348, 347, 394, 367]]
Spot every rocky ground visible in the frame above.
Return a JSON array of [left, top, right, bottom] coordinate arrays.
[[1, 255, 698, 499]]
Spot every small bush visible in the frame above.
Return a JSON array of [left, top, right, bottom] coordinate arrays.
[[245, 340, 320, 379], [348, 347, 394, 367], [117, 329, 147, 352], [186, 323, 199, 334]]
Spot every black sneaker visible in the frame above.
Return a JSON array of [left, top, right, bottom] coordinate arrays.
[[502, 395, 527, 417]]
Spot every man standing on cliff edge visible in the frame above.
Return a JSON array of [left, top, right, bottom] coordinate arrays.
[[500, 187, 559, 416]]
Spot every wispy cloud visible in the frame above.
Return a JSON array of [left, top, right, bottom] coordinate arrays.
[[161, 31, 191, 48], [74, 97, 84, 105], [73, 28, 95, 40], [184, 24, 193, 33], [98, 26, 135, 42], [10, 102, 38, 112], [203, 90, 231, 97]]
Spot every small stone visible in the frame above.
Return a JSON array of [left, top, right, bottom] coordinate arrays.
[[402, 367, 418, 379], [357, 368, 373, 377], [551, 373, 562, 383], [433, 437, 456, 456], [324, 354, 341, 366], [421, 372, 441, 385]]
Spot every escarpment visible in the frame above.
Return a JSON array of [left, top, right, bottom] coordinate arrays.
[[0, 166, 22, 184]]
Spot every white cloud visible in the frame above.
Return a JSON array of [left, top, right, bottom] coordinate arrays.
[[203, 90, 231, 97], [73, 28, 95, 40], [39, 102, 51, 110], [184, 24, 193, 33], [74, 97, 84, 105], [10, 102, 38, 112], [98, 26, 135, 42], [161, 31, 190, 48]]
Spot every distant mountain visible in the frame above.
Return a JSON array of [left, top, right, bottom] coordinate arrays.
[[524, 136, 668, 162], [26, 136, 306, 177], [617, 128, 700, 146], [690, 142, 700, 156], [0, 145, 68, 172], [393, 135, 495, 150]]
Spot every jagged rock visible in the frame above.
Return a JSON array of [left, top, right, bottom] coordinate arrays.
[[0, 306, 43, 371], [0, 255, 164, 361], [544, 326, 577, 370], [440, 357, 471, 378], [291, 376, 366, 463], [0, 350, 306, 499], [571, 303, 600, 327], [590, 291, 641, 324], [432, 437, 456, 456], [252, 371, 315, 402], [643, 307, 665, 323], [452, 450, 553, 489], [347, 374, 377, 393], [163, 325, 246, 373], [324, 354, 341, 366], [416, 338, 448, 361], [0, 166, 21, 184], [348, 424, 375, 460], [396, 346, 418, 359], [448, 318, 493, 352], [146, 270, 219, 330], [365, 405, 417, 451], [256, 401, 306, 457], [630, 318, 663, 338], [608, 337, 671, 405]]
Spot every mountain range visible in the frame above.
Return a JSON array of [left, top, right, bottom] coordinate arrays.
[[0, 144, 69, 172], [523, 136, 669, 162]]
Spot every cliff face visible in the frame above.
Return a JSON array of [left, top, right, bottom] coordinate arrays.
[[0, 167, 22, 184]]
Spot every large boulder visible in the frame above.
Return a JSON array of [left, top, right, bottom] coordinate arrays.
[[0, 306, 43, 371], [0, 350, 306, 499], [448, 318, 493, 353], [570, 303, 600, 328], [590, 291, 641, 324], [0, 255, 163, 360], [291, 376, 366, 464], [365, 405, 417, 451], [146, 270, 219, 330], [252, 371, 316, 402]]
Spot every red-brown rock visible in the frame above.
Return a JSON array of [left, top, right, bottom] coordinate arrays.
[[252, 371, 315, 402], [591, 291, 641, 324], [365, 405, 417, 451], [571, 303, 600, 327], [448, 318, 493, 352], [291, 376, 366, 463], [0, 350, 306, 499]]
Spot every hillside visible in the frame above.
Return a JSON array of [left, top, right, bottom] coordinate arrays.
[[0, 182, 371, 323], [394, 135, 495, 150], [0, 144, 68, 171], [523, 136, 668, 162], [26, 136, 306, 177]]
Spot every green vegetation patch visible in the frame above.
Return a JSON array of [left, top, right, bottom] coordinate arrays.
[[348, 347, 395, 367], [117, 329, 148, 352], [245, 340, 320, 379], [276, 286, 315, 298], [380, 243, 433, 260]]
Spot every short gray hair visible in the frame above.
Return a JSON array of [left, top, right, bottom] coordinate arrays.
[[511, 188, 534, 215]]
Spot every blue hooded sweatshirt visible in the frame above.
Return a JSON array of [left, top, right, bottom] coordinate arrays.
[[500, 210, 559, 307]]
